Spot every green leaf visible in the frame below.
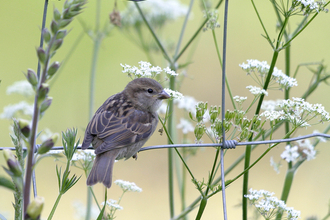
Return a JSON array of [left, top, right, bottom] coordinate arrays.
[[0, 176, 15, 191], [97, 190, 107, 220]]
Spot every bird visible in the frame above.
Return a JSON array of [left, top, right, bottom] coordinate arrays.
[[81, 78, 170, 188]]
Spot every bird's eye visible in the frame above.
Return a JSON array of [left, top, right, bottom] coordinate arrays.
[[147, 88, 153, 93]]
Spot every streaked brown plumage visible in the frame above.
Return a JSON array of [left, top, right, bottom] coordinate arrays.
[[81, 78, 170, 188]]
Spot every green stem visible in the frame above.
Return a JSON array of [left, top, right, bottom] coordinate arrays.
[[174, 0, 195, 58], [47, 193, 63, 220], [167, 76, 176, 218], [174, 0, 224, 62], [195, 197, 207, 220], [243, 49, 280, 220], [87, 1, 103, 219], [134, 2, 173, 65]]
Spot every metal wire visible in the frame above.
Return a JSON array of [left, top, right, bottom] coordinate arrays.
[[1, 133, 329, 152]]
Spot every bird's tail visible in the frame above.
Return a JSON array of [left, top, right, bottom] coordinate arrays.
[[87, 149, 120, 188]]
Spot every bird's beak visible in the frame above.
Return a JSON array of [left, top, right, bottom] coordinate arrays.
[[158, 90, 171, 100]]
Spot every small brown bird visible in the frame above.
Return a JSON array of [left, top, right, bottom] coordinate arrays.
[[81, 78, 170, 188]]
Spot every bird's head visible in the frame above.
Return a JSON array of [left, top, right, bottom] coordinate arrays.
[[124, 78, 170, 112]]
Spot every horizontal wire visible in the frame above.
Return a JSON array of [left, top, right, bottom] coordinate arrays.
[[1, 133, 329, 152]]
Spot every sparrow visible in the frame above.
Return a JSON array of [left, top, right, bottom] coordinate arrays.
[[81, 78, 170, 188]]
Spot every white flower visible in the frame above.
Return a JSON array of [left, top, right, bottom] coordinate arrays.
[[281, 145, 299, 162], [114, 180, 142, 192], [0, 101, 34, 119], [47, 150, 64, 155], [245, 189, 300, 220], [203, 9, 220, 31], [246, 85, 268, 96], [261, 99, 284, 111], [233, 96, 247, 103], [175, 96, 198, 114], [270, 157, 281, 174], [72, 200, 99, 219], [164, 88, 183, 100], [296, 139, 316, 161], [293, 0, 327, 15], [101, 199, 123, 210], [240, 60, 298, 89], [71, 150, 96, 161], [121, 61, 178, 79], [6, 80, 34, 97], [279, 97, 330, 126], [121, 0, 188, 28], [259, 110, 285, 121], [177, 118, 194, 134], [163, 67, 178, 76]]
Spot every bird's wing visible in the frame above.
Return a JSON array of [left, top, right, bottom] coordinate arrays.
[[85, 96, 156, 154]]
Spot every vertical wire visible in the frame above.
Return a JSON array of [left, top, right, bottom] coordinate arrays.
[[221, 0, 229, 219]]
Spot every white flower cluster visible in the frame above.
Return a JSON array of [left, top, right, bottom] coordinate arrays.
[[240, 59, 298, 89], [261, 99, 284, 111], [71, 150, 96, 161], [101, 199, 123, 211], [260, 97, 330, 127], [245, 188, 301, 220], [177, 118, 194, 134], [164, 88, 184, 100], [121, 0, 188, 28], [203, 9, 220, 31], [114, 179, 142, 192], [233, 96, 247, 104], [121, 61, 178, 79], [259, 110, 284, 122], [0, 101, 34, 119], [293, 0, 328, 15], [6, 80, 34, 97], [246, 85, 268, 96], [281, 139, 316, 162]]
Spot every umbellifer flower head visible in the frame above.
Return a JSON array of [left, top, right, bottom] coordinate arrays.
[[114, 179, 142, 192]]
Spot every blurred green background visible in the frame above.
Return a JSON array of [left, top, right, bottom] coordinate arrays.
[[1, 0, 330, 219]]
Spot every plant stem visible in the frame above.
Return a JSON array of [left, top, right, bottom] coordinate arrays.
[[86, 1, 103, 218], [23, 0, 49, 214], [167, 76, 176, 218], [47, 193, 63, 220], [242, 49, 279, 220]]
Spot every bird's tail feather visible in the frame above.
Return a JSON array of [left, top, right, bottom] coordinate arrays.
[[87, 149, 120, 188]]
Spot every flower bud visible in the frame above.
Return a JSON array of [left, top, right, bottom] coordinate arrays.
[[36, 48, 46, 64], [59, 18, 73, 28], [47, 62, 60, 78], [50, 20, 59, 35], [37, 133, 59, 154], [26, 69, 38, 87], [18, 119, 31, 138], [53, 8, 61, 21], [64, 0, 70, 9], [194, 122, 205, 141], [26, 196, 44, 219], [209, 106, 220, 124], [3, 149, 23, 177], [37, 83, 49, 104], [51, 39, 63, 52], [40, 97, 53, 113], [55, 30, 67, 40], [42, 28, 51, 44]]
